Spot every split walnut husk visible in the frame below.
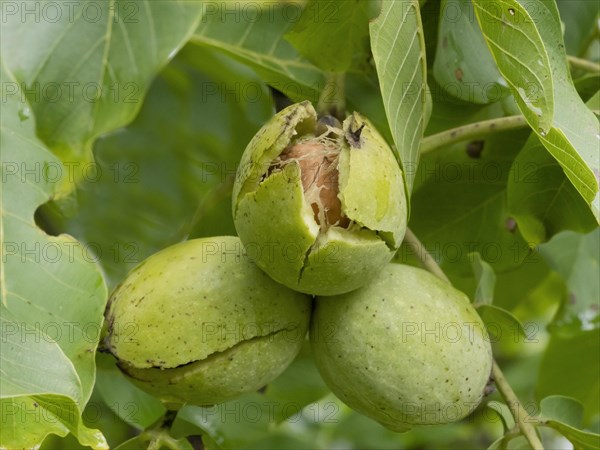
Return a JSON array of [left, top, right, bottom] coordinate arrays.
[[232, 101, 407, 296]]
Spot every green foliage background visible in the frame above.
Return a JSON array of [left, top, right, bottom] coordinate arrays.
[[1, 0, 599, 449]]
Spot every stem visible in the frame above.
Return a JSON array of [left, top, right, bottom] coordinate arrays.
[[567, 55, 600, 74], [492, 361, 544, 450], [402, 228, 449, 283], [143, 429, 185, 450], [317, 72, 345, 120], [402, 227, 545, 450], [420, 115, 529, 154], [146, 434, 162, 450]]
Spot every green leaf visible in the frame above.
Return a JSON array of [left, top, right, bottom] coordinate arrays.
[[492, 253, 562, 313], [542, 422, 600, 449], [470, 252, 496, 305], [95, 354, 166, 430], [58, 45, 273, 288], [540, 395, 584, 428], [487, 435, 532, 450], [113, 433, 194, 450], [173, 393, 272, 449], [588, 90, 600, 110], [473, 0, 552, 130], [574, 75, 600, 103], [0, 65, 107, 448], [433, 0, 509, 104], [370, 0, 427, 197], [1, 0, 203, 181], [507, 135, 597, 245], [192, 3, 389, 140], [538, 229, 599, 332], [556, 0, 600, 56], [487, 401, 516, 431], [473, 0, 600, 217], [539, 396, 600, 449], [0, 396, 107, 450], [407, 127, 532, 276], [285, 0, 373, 72], [537, 329, 600, 420], [193, 3, 322, 101], [477, 304, 527, 344], [262, 341, 330, 422], [113, 436, 150, 450]]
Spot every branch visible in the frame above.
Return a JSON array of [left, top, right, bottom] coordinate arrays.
[[492, 361, 544, 450], [402, 228, 449, 283], [420, 115, 528, 154], [403, 227, 545, 450], [568, 55, 600, 74]]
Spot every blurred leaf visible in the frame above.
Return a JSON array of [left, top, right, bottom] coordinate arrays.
[[541, 422, 600, 449], [285, 0, 372, 72], [507, 135, 597, 245], [474, 0, 600, 219], [493, 254, 561, 313], [573, 74, 600, 103], [1, 0, 202, 180], [488, 435, 531, 450], [433, 0, 509, 104], [95, 354, 166, 430], [263, 340, 330, 422], [113, 432, 193, 450], [539, 396, 600, 449], [370, 0, 427, 197], [171, 342, 330, 447], [470, 252, 496, 305], [423, 80, 510, 137], [540, 395, 584, 428], [81, 389, 135, 449], [194, 3, 322, 103], [0, 65, 107, 449], [537, 329, 600, 420], [113, 436, 149, 450], [538, 229, 599, 332], [556, 0, 600, 56], [426, 110, 539, 291], [589, 90, 600, 110], [408, 127, 532, 276], [478, 305, 526, 345], [173, 393, 272, 449], [59, 45, 273, 288], [192, 3, 389, 140], [487, 401, 516, 431]]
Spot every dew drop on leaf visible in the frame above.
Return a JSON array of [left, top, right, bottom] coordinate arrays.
[[18, 106, 31, 121]]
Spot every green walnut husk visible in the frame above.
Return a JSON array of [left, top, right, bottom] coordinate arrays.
[[105, 236, 312, 407], [310, 263, 493, 432], [232, 101, 407, 296]]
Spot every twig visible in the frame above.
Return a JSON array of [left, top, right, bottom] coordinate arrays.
[[567, 55, 600, 74], [420, 115, 528, 154], [402, 227, 545, 450], [492, 361, 544, 450], [403, 228, 449, 283]]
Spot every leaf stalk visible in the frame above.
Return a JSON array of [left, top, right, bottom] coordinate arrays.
[[420, 115, 529, 154]]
